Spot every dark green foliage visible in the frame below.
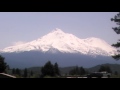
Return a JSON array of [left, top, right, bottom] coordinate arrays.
[[79, 67, 86, 75], [41, 61, 61, 77], [69, 66, 86, 75], [112, 54, 120, 60], [41, 61, 55, 77], [30, 70, 33, 76], [112, 42, 120, 48], [104, 66, 112, 73], [87, 64, 120, 74], [6, 65, 10, 70], [54, 62, 60, 76], [12, 68, 15, 74], [111, 12, 120, 60], [0, 55, 7, 73], [114, 71, 118, 75], [24, 68, 28, 78], [98, 66, 112, 73], [98, 66, 106, 72], [69, 66, 80, 75], [16, 68, 21, 76]]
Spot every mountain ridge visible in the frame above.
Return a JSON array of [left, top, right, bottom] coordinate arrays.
[[0, 28, 117, 56]]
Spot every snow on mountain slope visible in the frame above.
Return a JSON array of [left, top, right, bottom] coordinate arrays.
[[0, 28, 117, 56]]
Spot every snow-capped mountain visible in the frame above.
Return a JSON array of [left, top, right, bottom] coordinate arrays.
[[0, 28, 117, 56]]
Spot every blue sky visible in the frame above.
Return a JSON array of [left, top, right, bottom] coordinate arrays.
[[0, 12, 119, 49]]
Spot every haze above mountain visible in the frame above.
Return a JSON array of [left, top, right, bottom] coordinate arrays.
[[0, 28, 117, 56]]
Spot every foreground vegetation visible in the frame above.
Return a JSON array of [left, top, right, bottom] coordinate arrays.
[[1, 54, 120, 78], [5, 63, 120, 78]]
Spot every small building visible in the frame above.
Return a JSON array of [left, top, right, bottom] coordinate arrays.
[[0, 73, 16, 78], [99, 71, 111, 77]]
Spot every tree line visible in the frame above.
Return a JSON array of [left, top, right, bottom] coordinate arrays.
[[40, 61, 60, 78], [12, 68, 33, 78], [1, 54, 120, 78], [69, 66, 86, 76]]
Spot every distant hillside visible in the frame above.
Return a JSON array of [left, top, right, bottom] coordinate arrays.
[[27, 66, 76, 75], [60, 63, 120, 74], [59, 66, 77, 75], [27, 67, 42, 75], [26, 63, 120, 75], [87, 63, 120, 74]]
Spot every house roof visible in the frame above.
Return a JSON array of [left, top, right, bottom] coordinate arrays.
[[0, 73, 16, 78]]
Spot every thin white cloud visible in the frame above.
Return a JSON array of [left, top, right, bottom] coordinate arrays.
[[12, 41, 26, 45]]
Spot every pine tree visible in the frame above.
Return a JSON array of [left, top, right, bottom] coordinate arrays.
[[0, 55, 7, 73], [79, 67, 86, 75], [12, 68, 15, 75], [16, 68, 21, 76], [98, 66, 106, 72], [6, 65, 10, 70], [105, 66, 112, 73], [41, 61, 55, 77], [24, 68, 28, 78], [54, 62, 60, 76], [98, 66, 112, 73], [30, 70, 33, 76], [69, 68, 75, 75], [111, 12, 120, 60], [114, 71, 118, 75], [69, 66, 80, 75]]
